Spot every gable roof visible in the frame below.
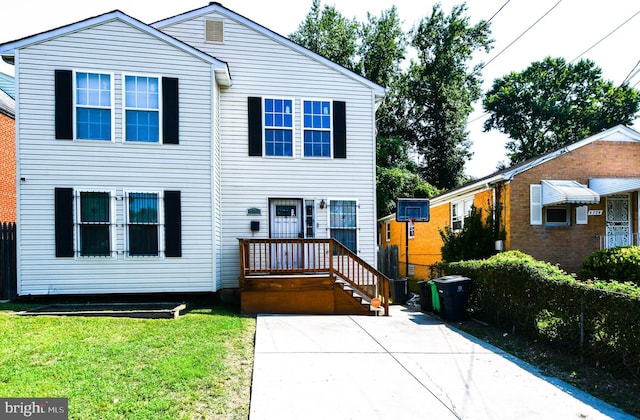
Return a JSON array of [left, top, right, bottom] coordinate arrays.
[[429, 124, 640, 206], [0, 10, 231, 87], [0, 73, 15, 99], [151, 2, 386, 103], [379, 124, 640, 221]]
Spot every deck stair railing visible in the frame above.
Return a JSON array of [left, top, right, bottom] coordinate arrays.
[[239, 238, 389, 315]]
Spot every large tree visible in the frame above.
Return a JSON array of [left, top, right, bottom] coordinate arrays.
[[400, 4, 492, 189], [483, 57, 640, 165]]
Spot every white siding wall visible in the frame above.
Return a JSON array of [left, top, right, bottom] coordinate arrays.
[[159, 13, 379, 288], [16, 20, 217, 295]]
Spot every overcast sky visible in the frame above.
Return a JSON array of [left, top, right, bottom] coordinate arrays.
[[1, 0, 639, 177]]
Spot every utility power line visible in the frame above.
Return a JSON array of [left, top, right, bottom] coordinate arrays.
[[481, 0, 563, 70], [486, 0, 511, 23], [570, 10, 640, 64]]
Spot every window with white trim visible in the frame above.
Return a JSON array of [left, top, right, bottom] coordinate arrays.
[[125, 75, 160, 143], [264, 98, 293, 156], [329, 199, 357, 252], [385, 222, 391, 242], [451, 197, 474, 231], [303, 100, 331, 157], [408, 220, 415, 239], [75, 72, 113, 140], [77, 190, 115, 257], [126, 192, 162, 256]]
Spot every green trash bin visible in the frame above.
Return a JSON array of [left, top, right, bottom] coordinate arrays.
[[417, 280, 441, 313], [430, 280, 440, 313]]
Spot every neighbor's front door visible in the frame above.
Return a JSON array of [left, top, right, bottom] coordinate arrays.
[[269, 199, 303, 269], [606, 194, 631, 248]]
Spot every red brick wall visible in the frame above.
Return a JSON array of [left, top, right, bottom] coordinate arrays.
[[0, 112, 15, 222], [508, 141, 640, 274]]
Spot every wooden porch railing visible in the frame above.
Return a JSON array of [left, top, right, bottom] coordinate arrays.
[[239, 238, 390, 315]]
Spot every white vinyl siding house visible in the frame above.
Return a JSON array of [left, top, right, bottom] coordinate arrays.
[[155, 6, 383, 289], [1, 4, 384, 296], [6, 14, 229, 295]]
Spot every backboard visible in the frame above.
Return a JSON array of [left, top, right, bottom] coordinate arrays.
[[396, 198, 430, 222]]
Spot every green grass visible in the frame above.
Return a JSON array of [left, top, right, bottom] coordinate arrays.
[[0, 303, 256, 419]]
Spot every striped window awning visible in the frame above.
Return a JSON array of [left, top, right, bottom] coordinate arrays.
[[541, 180, 600, 206]]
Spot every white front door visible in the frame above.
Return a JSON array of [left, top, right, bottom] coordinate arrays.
[[270, 199, 302, 239], [606, 194, 631, 248], [270, 199, 303, 269]]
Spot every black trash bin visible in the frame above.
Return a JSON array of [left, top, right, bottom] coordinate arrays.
[[389, 278, 408, 305], [433, 275, 471, 322], [417, 280, 432, 312]]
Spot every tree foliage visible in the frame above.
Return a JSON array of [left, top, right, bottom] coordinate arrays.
[[289, 0, 359, 71], [439, 205, 504, 263], [401, 4, 492, 189], [483, 57, 640, 165], [376, 136, 441, 217]]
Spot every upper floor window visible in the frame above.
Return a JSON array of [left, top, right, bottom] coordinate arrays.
[[76, 72, 112, 140], [125, 75, 160, 143], [264, 98, 293, 157], [303, 100, 331, 158]]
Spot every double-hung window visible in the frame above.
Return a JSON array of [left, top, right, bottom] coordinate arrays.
[[303, 100, 331, 158], [75, 72, 112, 140], [78, 191, 114, 257], [329, 199, 357, 253], [264, 98, 293, 157], [125, 75, 160, 142], [127, 192, 161, 256], [451, 197, 474, 231]]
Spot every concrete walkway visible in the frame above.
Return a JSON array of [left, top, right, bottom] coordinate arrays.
[[249, 306, 636, 420]]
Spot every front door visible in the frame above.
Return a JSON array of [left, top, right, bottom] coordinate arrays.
[[269, 199, 303, 269], [606, 194, 631, 248]]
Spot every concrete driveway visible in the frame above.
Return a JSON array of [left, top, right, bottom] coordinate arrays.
[[249, 306, 635, 420]]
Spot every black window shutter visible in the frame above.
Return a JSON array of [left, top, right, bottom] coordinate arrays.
[[55, 70, 73, 140], [54, 188, 74, 257], [333, 101, 346, 158], [162, 77, 179, 144], [164, 191, 182, 257], [248, 97, 262, 156]]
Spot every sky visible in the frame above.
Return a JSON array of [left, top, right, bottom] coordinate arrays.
[[1, 0, 639, 178]]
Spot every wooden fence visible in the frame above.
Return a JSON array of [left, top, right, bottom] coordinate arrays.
[[0, 222, 16, 300]]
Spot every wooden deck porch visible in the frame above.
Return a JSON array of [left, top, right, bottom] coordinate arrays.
[[239, 239, 390, 316]]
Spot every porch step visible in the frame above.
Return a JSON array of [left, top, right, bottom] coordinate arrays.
[[335, 279, 385, 316]]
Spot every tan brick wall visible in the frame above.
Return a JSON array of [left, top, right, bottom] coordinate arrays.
[[0, 112, 15, 222], [509, 141, 640, 274]]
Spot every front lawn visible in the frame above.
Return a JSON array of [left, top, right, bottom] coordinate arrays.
[[0, 303, 256, 419]]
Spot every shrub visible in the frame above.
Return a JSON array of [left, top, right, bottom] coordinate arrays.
[[580, 246, 640, 285], [445, 251, 640, 379], [439, 205, 505, 263]]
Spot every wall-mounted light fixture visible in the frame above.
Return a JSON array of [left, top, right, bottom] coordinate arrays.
[[319, 199, 326, 209]]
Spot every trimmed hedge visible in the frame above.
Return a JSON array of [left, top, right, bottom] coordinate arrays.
[[446, 251, 640, 379], [580, 246, 640, 285]]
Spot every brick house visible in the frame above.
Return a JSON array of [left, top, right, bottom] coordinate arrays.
[[0, 79, 15, 222], [380, 125, 640, 277]]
